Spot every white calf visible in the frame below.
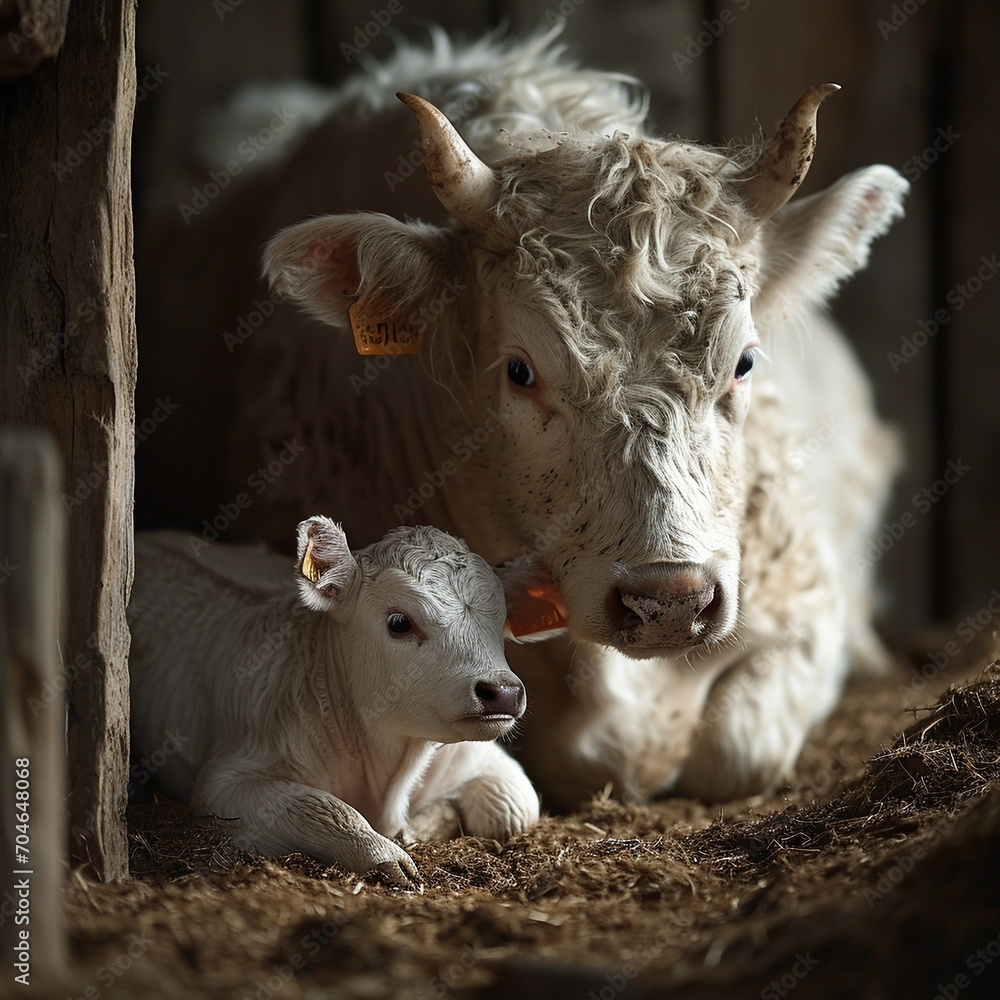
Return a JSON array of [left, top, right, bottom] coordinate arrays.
[[128, 516, 540, 884]]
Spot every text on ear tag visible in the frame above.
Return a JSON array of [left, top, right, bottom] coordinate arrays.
[[348, 296, 421, 356]]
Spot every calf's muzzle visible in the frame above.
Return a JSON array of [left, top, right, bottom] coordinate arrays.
[[474, 680, 525, 718]]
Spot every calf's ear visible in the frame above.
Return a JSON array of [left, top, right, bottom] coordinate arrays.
[[754, 164, 909, 318], [496, 554, 569, 643], [296, 516, 358, 613], [262, 213, 456, 330]]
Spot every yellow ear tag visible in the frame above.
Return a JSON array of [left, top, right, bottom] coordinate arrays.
[[301, 539, 322, 584], [348, 293, 421, 356]]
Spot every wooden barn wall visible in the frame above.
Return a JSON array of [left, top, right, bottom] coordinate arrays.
[[132, 0, 999, 635], [945, 0, 1000, 625]]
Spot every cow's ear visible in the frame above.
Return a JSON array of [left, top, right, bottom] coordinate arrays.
[[262, 213, 451, 329], [754, 165, 909, 317], [296, 516, 358, 613], [496, 554, 569, 643]]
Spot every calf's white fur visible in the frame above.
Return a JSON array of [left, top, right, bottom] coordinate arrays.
[[128, 517, 539, 884]]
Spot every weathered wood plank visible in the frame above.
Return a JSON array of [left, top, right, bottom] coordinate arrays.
[[0, 0, 136, 880], [134, 0, 310, 220], [943, 0, 1000, 620], [508, 0, 709, 138], [0, 430, 67, 985]]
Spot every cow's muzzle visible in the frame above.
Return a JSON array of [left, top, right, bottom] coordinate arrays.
[[610, 561, 732, 652]]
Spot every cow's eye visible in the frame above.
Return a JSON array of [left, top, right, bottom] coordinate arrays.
[[734, 349, 756, 381], [386, 612, 412, 635], [507, 357, 536, 388]]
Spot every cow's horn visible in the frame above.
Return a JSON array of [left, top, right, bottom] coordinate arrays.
[[397, 92, 499, 232], [738, 83, 840, 221]]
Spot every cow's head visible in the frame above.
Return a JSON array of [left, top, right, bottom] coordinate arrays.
[[296, 516, 527, 742], [269, 90, 907, 659]]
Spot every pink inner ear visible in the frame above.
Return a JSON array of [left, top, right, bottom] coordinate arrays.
[[302, 240, 362, 301]]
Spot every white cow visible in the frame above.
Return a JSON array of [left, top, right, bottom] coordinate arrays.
[[128, 517, 540, 884], [137, 30, 907, 805]]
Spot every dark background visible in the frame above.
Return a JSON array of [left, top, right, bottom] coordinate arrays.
[[132, 0, 999, 636]]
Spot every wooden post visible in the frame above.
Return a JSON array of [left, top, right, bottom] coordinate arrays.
[[0, 0, 136, 879], [0, 430, 67, 985]]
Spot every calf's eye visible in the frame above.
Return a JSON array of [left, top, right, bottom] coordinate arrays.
[[507, 357, 535, 388], [734, 349, 756, 381], [386, 612, 413, 635]]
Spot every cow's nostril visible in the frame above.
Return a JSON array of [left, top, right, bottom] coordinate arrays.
[[475, 681, 524, 717], [610, 588, 642, 630], [696, 585, 722, 627]]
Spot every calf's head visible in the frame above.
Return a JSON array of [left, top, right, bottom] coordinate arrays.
[[269, 89, 908, 657], [296, 516, 525, 742]]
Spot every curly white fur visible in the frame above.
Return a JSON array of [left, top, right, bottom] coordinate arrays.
[[165, 28, 907, 804]]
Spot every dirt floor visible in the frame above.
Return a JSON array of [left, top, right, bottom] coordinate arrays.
[[35, 644, 1000, 999]]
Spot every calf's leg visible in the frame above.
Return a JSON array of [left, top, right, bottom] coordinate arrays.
[[411, 741, 540, 841], [193, 759, 420, 885]]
